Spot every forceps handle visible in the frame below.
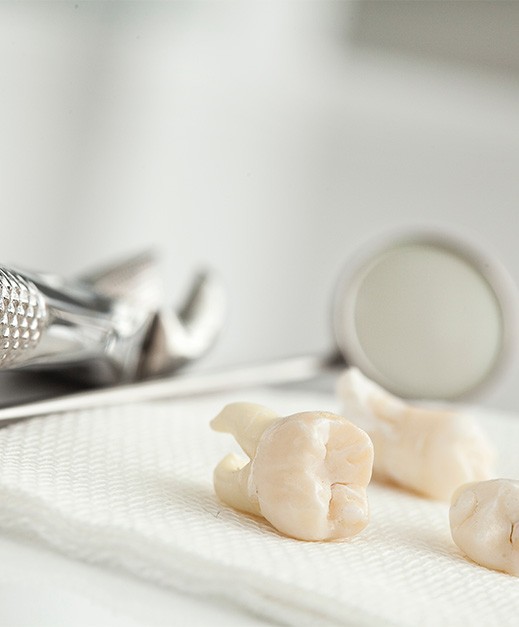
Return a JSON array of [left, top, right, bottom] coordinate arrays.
[[0, 355, 338, 424]]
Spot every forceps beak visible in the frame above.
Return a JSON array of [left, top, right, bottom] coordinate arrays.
[[138, 270, 227, 379], [81, 250, 227, 379]]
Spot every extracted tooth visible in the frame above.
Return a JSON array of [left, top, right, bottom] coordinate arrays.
[[337, 368, 495, 501], [211, 405, 373, 541], [450, 479, 519, 576]]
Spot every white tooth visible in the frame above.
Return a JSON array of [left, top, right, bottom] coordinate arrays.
[[210, 402, 280, 458], [450, 479, 519, 576], [212, 406, 373, 541], [337, 368, 495, 501]]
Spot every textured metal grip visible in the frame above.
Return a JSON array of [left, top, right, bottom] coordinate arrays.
[[0, 256, 226, 385], [0, 269, 48, 366]]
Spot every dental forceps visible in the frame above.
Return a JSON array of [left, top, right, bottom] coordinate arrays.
[[0, 231, 515, 424]]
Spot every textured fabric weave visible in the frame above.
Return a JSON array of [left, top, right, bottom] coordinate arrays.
[[0, 388, 518, 626]]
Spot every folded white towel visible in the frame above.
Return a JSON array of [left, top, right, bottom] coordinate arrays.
[[0, 388, 518, 627]]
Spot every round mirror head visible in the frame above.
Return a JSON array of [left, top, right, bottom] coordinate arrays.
[[333, 233, 516, 400]]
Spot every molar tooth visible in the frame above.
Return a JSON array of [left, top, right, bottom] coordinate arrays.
[[450, 479, 519, 576], [211, 406, 373, 541], [337, 368, 495, 500]]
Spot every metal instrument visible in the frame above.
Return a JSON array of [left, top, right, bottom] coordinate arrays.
[[0, 251, 226, 385]]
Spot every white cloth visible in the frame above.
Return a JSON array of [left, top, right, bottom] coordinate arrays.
[[0, 388, 518, 627]]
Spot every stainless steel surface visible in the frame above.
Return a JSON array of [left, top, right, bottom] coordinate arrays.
[[0, 268, 48, 366], [0, 254, 226, 385], [139, 271, 227, 379], [0, 355, 329, 424]]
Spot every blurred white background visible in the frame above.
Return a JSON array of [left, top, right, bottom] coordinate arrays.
[[0, 1, 518, 407]]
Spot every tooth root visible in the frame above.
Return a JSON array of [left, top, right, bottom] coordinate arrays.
[[210, 402, 280, 458], [338, 367, 495, 501], [337, 367, 406, 427], [213, 453, 260, 516]]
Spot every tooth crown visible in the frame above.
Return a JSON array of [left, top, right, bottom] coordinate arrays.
[[450, 479, 519, 576], [0, 269, 47, 366], [211, 405, 373, 541]]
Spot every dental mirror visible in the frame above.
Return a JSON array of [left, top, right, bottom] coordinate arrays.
[[332, 232, 515, 400]]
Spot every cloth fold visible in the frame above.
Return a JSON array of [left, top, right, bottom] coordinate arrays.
[[0, 388, 518, 626]]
